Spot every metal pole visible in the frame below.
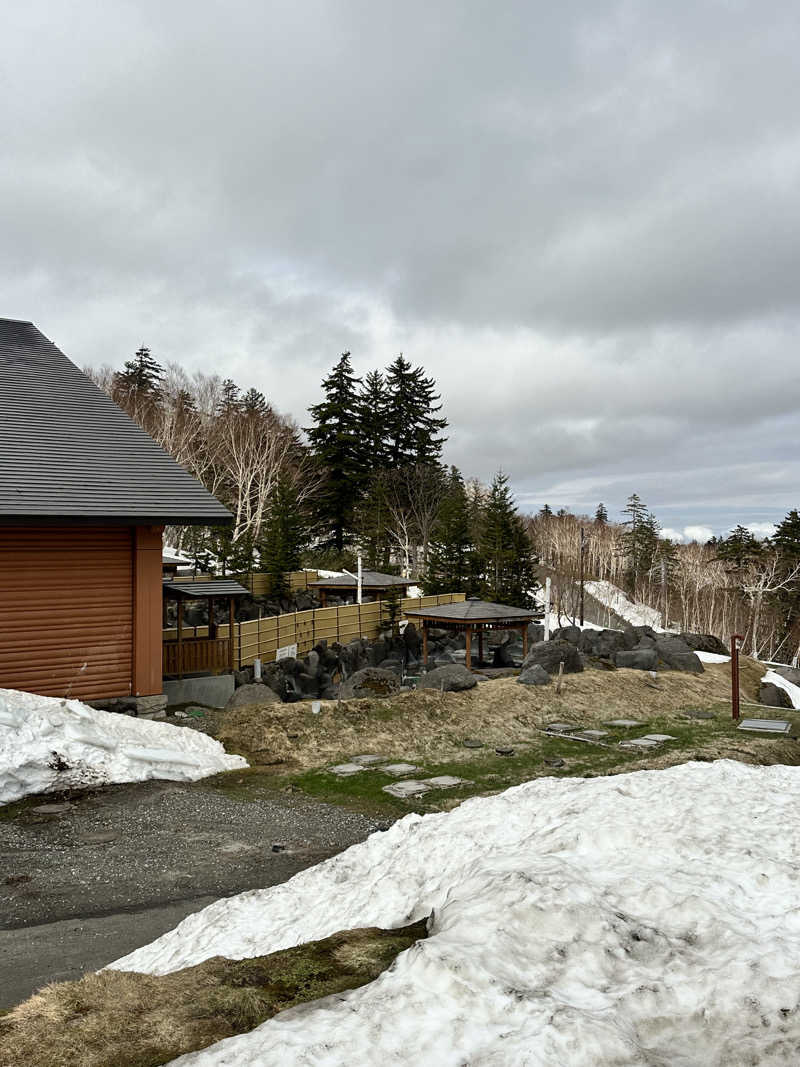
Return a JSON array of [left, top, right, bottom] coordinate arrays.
[[579, 528, 585, 627], [731, 634, 743, 720], [357, 554, 363, 605], [544, 577, 551, 641]]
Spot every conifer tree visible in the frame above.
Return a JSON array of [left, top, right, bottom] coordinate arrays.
[[425, 468, 476, 594], [621, 494, 659, 598], [306, 353, 364, 552], [479, 472, 538, 607], [112, 346, 164, 420], [772, 509, 800, 645], [242, 387, 268, 416], [260, 477, 307, 599], [358, 370, 390, 468], [595, 502, 608, 524], [539, 504, 553, 518], [383, 355, 448, 467], [217, 379, 242, 415]]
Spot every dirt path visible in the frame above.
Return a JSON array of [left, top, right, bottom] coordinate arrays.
[[0, 779, 383, 1009]]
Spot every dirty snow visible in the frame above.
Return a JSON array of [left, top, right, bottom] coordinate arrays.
[[113, 761, 800, 1066], [696, 651, 731, 664], [585, 580, 663, 629], [762, 669, 800, 710], [0, 689, 247, 806]]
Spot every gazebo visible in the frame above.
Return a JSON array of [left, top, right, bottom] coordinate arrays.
[[403, 598, 541, 669], [162, 579, 250, 677], [309, 570, 415, 606]]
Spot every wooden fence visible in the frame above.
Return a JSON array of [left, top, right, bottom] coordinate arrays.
[[162, 592, 465, 670]]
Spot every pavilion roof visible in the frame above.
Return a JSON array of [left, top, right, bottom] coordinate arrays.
[[309, 570, 413, 589], [403, 598, 539, 622], [163, 580, 250, 600]]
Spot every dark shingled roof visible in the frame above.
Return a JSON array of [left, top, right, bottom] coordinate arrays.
[[309, 570, 414, 589], [163, 580, 250, 599], [0, 318, 232, 524], [403, 599, 539, 621]]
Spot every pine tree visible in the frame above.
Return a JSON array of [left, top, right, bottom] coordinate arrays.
[[358, 370, 390, 469], [539, 504, 553, 518], [260, 477, 307, 599], [621, 494, 659, 598], [425, 468, 475, 594], [715, 525, 763, 572], [384, 355, 448, 467], [479, 472, 538, 607], [113, 346, 164, 416], [305, 353, 364, 551], [595, 503, 608, 524], [772, 510, 800, 645], [217, 379, 242, 415], [242, 387, 269, 417]]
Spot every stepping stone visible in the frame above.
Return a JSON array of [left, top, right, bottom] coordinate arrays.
[[351, 754, 386, 765], [574, 729, 609, 741], [546, 723, 576, 734], [463, 738, 484, 748], [495, 746, 514, 756], [219, 841, 255, 854], [422, 776, 470, 789], [618, 738, 661, 750], [603, 719, 642, 728], [29, 802, 72, 815], [737, 719, 792, 735], [329, 763, 365, 776], [544, 757, 565, 768], [681, 710, 715, 720], [380, 762, 421, 777], [383, 780, 432, 798], [79, 831, 118, 844], [642, 734, 677, 742]]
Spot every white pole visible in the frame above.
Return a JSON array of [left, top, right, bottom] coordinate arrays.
[[253, 657, 262, 681], [357, 554, 363, 605], [543, 577, 551, 641]]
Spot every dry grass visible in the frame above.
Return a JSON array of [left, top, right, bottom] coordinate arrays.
[[0, 921, 427, 1067], [215, 658, 767, 770]]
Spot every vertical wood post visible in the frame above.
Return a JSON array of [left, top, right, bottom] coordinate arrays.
[[466, 625, 472, 670], [228, 597, 235, 672], [731, 634, 743, 720], [478, 628, 484, 666], [133, 525, 164, 695], [522, 624, 529, 657], [177, 597, 184, 680], [422, 622, 429, 666]]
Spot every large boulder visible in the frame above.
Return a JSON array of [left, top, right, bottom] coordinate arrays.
[[759, 682, 793, 709], [527, 622, 544, 645], [517, 663, 551, 686], [339, 667, 400, 700], [492, 641, 516, 668], [629, 625, 658, 642], [614, 648, 659, 671], [522, 639, 583, 676], [403, 623, 421, 658], [225, 682, 282, 709], [553, 625, 581, 646], [580, 628, 629, 659], [368, 639, 388, 668], [419, 664, 477, 692], [654, 636, 704, 674], [770, 665, 800, 688], [680, 632, 730, 656]]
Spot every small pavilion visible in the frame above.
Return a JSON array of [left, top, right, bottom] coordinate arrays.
[[309, 570, 415, 607], [162, 579, 250, 677], [403, 598, 540, 669]]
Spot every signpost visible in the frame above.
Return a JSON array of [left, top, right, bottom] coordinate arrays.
[[730, 633, 743, 720], [276, 643, 298, 661]]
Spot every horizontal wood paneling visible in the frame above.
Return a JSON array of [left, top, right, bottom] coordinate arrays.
[[0, 525, 133, 699]]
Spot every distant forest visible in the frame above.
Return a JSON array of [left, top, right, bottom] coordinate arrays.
[[89, 350, 800, 656]]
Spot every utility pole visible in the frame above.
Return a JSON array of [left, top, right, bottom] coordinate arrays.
[[579, 528, 586, 627], [544, 576, 551, 640]]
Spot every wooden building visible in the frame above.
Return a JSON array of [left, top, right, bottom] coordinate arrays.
[[309, 570, 415, 607], [403, 598, 539, 669], [0, 318, 231, 705]]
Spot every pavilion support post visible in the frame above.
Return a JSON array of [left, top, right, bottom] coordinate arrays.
[[320, 590, 327, 608], [522, 624, 528, 657], [228, 597, 235, 672], [208, 597, 215, 639], [177, 598, 184, 680], [466, 625, 472, 670], [478, 628, 484, 667], [422, 622, 429, 667]]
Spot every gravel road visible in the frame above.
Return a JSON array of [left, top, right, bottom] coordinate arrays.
[[0, 778, 384, 1009]]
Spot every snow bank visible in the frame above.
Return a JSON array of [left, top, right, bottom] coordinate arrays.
[[585, 580, 663, 629], [0, 689, 247, 806], [114, 761, 800, 1066], [696, 651, 731, 664], [762, 669, 800, 710]]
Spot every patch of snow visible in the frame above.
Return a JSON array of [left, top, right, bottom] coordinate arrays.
[[313, 569, 345, 579], [762, 669, 800, 710], [0, 689, 247, 806], [406, 584, 423, 599], [696, 651, 731, 664], [112, 761, 800, 1066], [585, 580, 663, 630]]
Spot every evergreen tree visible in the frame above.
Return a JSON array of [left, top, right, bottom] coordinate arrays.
[[479, 472, 538, 607], [358, 370, 390, 468], [715, 525, 763, 572], [772, 509, 800, 644], [539, 504, 553, 518], [113, 346, 164, 413], [305, 353, 364, 551], [217, 379, 242, 415], [425, 468, 476, 594], [595, 502, 608, 524], [242, 387, 269, 417], [355, 472, 392, 570], [621, 494, 659, 597], [260, 477, 307, 598], [383, 355, 448, 467]]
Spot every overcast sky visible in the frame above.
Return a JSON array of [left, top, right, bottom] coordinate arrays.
[[3, 1, 799, 539]]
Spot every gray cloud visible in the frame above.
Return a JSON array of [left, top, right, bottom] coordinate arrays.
[[2, 0, 798, 533]]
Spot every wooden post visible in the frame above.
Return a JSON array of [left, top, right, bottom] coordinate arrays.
[[320, 590, 327, 608], [478, 628, 484, 666], [522, 623, 529, 657], [177, 597, 184, 680], [466, 625, 472, 670], [208, 597, 216, 639], [228, 597, 235, 672], [422, 622, 429, 666]]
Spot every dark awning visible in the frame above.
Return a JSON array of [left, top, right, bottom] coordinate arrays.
[[163, 580, 250, 600]]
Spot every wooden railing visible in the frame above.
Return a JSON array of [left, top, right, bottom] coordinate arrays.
[[163, 637, 232, 677]]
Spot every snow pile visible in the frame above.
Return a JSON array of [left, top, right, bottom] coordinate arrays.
[[113, 761, 800, 1066], [696, 651, 731, 664], [762, 669, 800, 710], [585, 579, 663, 629], [0, 689, 247, 806]]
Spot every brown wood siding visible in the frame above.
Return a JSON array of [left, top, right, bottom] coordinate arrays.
[[0, 525, 134, 700]]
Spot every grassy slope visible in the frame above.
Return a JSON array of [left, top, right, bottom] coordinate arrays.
[[0, 921, 428, 1067]]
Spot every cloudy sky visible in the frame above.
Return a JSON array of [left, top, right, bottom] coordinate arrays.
[[3, 1, 799, 538]]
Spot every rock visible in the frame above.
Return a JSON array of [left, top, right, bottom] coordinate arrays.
[[630, 625, 658, 641], [527, 623, 544, 644], [517, 663, 551, 686], [680, 632, 730, 656], [297, 672, 320, 696], [368, 640, 388, 667], [403, 623, 421, 658], [225, 683, 282, 709], [234, 668, 254, 688], [423, 776, 470, 788], [587, 629, 629, 658], [30, 802, 72, 815], [759, 682, 793, 709], [680, 710, 716, 720], [584, 656, 618, 671], [521, 639, 583, 675], [418, 665, 477, 692], [306, 650, 320, 674], [614, 649, 659, 671], [381, 763, 421, 777], [772, 665, 800, 687], [382, 780, 431, 798], [654, 637, 704, 673], [492, 641, 516, 667], [544, 757, 565, 768], [553, 625, 581, 646], [463, 738, 484, 748], [495, 746, 514, 756], [339, 667, 400, 699]]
